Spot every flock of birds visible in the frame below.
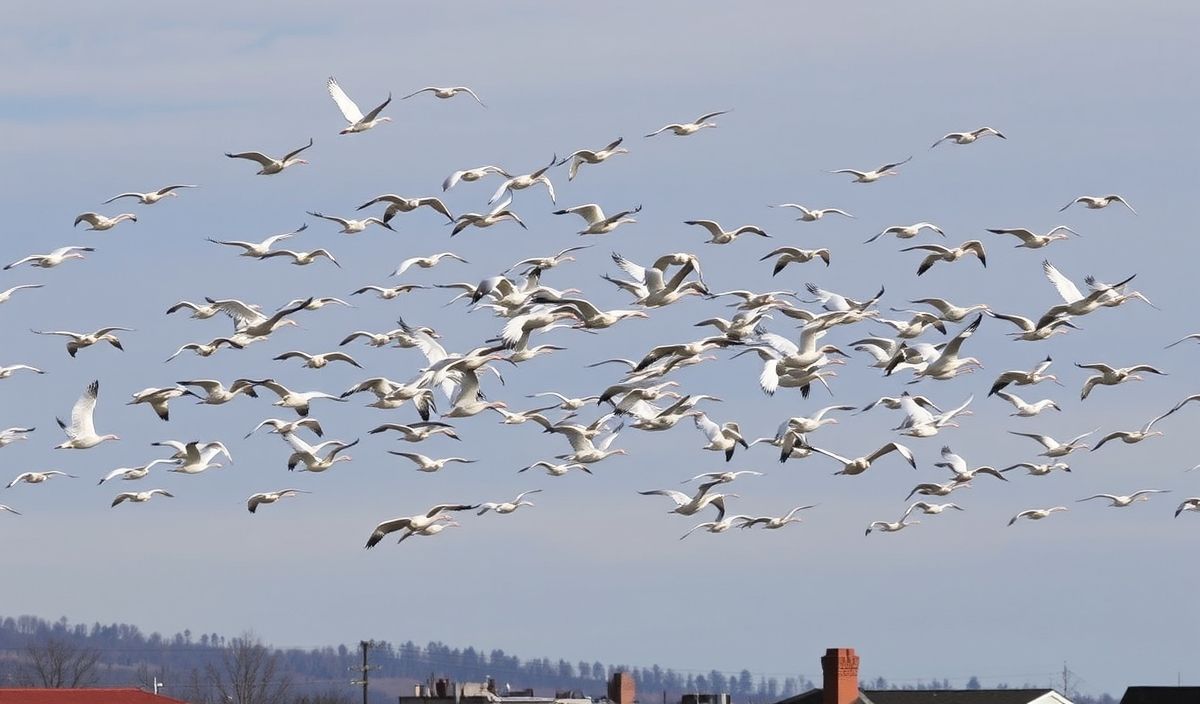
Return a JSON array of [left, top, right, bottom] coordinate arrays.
[[3, 75, 1199, 547]]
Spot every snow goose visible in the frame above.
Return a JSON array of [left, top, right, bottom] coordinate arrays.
[[282, 297, 349, 312], [1008, 506, 1068, 526], [0, 364, 43, 379], [1035, 260, 1136, 328], [54, 381, 118, 449], [1009, 429, 1098, 458], [505, 245, 592, 275], [551, 424, 626, 465], [770, 204, 853, 222], [0, 428, 35, 449], [1060, 194, 1136, 214], [273, 350, 362, 369], [284, 435, 357, 472], [166, 300, 224, 319], [251, 379, 347, 417], [830, 156, 911, 183], [0, 284, 44, 304], [168, 442, 229, 474], [443, 368, 507, 418], [994, 390, 1061, 417], [388, 451, 475, 473], [247, 489, 310, 513], [903, 502, 964, 519], [1077, 362, 1166, 400], [402, 85, 486, 106], [103, 184, 197, 205], [206, 224, 307, 258], [525, 392, 601, 411], [364, 503, 479, 548], [32, 327, 131, 358], [1174, 498, 1200, 518], [306, 211, 393, 234], [98, 460, 176, 485], [760, 247, 831, 275], [111, 489, 173, 507], [7, 470, 78, 488], [907, 479, 971, 501], [208, 297, 312, 339], [352, 284, 428, 300], [988, 356, 1059, 396], [519, 461, 592, 476], [357, 195, 454, 224], [225, 138, 313, 175], [127, 386, 198, 421], [327, 77, 391, 134], [477, 489, 541, 516], [804, 441, 916, 476], [451, 197, 527, 236], [1090, 410, 1173, 452], [865, 518, 918, 535], [4, 246, 93, 270], [367, 421, 460, 442], [0, 505, 20, 515], [680, 514, 755, 539], [988, 226, 1080, 249], [999, 462, 1071, 476], [640, 484, 734, 519], [857, 394, 942, 415], [1078, 489, 1169, 507], [902, 240, 986, 276], [645, 110, 730, 137], [244, 417, 324, 439], [934, 446, 1006, 484], [875, 312, 947, 339], [442, 165, 510, 191], [488, 158, 557, 205], [260, 248, 339, 267], [559, 137, 627, 180], [737, 505, 816, 529], [177, 379, 259, 405], [553, 204, 641, 236], [685, 219, 769, 245], [930, 127, 1005, 148], [547, 298, 648, 330], [164, 337, 245, 362], [986, 310, 1078, 341], [153, 440, 231, 463], [393, 252, 468, 276], [864, 222, 944, 244], [74, 212, 136, 231], [784, 406, 856, 434], [909, 298, 989, 322], [890, 315, 983, 381]]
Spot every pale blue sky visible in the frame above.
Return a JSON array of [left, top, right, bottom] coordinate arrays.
[[1, 1, 1198, 696]]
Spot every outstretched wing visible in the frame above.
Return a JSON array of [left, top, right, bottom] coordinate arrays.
[[327, 77, 364, 123]]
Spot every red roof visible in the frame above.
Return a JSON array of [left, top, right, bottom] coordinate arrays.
[[0, 688, 188, 704]]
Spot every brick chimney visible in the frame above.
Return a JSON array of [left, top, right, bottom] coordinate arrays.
[[609, 671, 635, 704], [820, 648, 860, 704]]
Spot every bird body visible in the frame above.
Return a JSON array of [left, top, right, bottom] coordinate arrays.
[[54, 381, 118, 449], [225, 138, 313, 175], [327, 77, 392, 133], [74, 212, 136, 230]]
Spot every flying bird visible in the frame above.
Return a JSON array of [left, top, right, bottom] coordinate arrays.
[[327, 77, 392, 134]]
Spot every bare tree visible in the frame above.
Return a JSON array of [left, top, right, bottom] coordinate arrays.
[[19, 637, 101, 688], [206, 632, 291, 704]]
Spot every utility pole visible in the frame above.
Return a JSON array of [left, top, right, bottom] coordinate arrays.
[[351, 640, 379, 704]]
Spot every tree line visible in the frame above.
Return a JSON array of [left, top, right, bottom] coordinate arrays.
[[0, 615, 1114, 704]]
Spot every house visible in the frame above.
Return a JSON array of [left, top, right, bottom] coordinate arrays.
[[774, 649, 1075, 704], [396, 674, 610, 704], [0, 688, 188, 704], [1119, 687, 1200, 704]]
